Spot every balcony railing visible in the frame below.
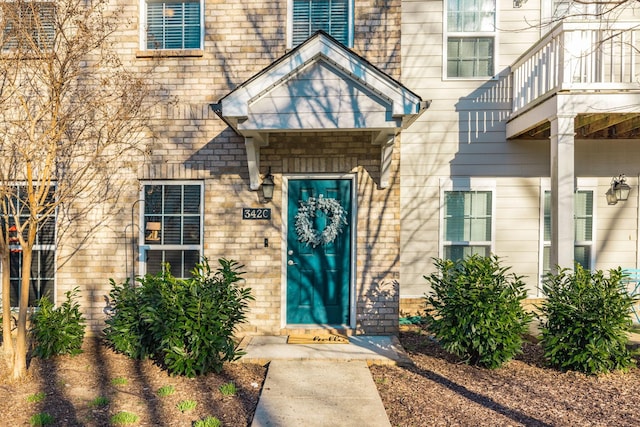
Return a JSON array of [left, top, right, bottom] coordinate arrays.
[[511, 21, 640, 115]]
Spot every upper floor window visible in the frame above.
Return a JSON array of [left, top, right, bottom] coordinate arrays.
[[1, 1, 55, 52], [442, 189, 493, 261], [541, 188, 595, 278], [140, 182, 202, 279], [7, 185, 56, 307], [445, 0, 496, 78], [552, 0, 601, 21], [290, 0, 352, 48], [142, 0, 202, 50]]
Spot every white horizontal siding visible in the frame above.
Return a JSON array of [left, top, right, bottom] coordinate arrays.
[[400, 0, 640, 297]]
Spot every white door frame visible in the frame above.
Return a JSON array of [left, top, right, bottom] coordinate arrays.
[[280, 173, 358, 329]]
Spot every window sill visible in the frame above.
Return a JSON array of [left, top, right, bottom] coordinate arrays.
[[136, 49, 204, 58]]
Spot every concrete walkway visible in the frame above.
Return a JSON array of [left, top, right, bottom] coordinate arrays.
[[238, 336, 411, 427]]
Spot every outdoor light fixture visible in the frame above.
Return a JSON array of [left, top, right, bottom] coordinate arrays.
[[613, 174, 631, 202], [607, 174, 632, 205], [606, 186, 618, 205], [261, 167, 275, 202]]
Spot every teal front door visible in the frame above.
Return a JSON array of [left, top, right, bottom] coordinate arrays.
[[286, 178, 352, 325]]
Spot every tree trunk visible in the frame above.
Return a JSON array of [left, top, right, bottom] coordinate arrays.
[[1, 249, 14, 368], [12, 246, 32, 379]]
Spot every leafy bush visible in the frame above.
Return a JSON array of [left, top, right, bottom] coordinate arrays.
[[30, 287, 85, 358], [104, 258, 253, 377], [424, 255, 531, 369], [537, 265, 636, 374], [103, 278, 154, 359]]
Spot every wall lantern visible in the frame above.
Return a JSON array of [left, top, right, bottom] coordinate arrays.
[[607, 174, 631, 205], [261, 167, 275, 202]]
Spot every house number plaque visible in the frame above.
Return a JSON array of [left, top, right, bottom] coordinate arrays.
[[242, 208, 271, 220]]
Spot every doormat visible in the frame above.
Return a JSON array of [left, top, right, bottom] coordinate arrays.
[[287, 334, 350, 344]]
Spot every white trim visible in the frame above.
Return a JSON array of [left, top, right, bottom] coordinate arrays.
[[139, 0, 205, 51], [138, 180, 204, 277], [286, 0, 354, 49], [281, 173, 357, 329], [438, 178, 496, 260], [5, 183, 58, 307]]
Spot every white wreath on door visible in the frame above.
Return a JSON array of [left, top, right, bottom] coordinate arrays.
[[294, 195, 347, 247]]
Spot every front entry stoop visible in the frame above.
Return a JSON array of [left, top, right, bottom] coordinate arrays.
[[236, 335, 413, 366]]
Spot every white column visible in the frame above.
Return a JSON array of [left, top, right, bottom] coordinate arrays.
[[549, 114, 576, 272]]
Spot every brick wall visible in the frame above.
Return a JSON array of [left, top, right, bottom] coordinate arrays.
[[59, 0, 402, 336]]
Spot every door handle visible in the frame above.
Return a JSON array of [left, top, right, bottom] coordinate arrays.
[[287, 260, 296, 266]]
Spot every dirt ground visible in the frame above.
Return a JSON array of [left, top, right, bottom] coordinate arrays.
[[0, 337, 266, 426], [1, 330, 639, 426], [371, 328, 640, 427]]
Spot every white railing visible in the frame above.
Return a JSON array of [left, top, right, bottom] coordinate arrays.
[[511, 21, 640, 114]]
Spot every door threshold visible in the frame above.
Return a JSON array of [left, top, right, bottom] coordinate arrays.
[[282, 325, 353, 336]]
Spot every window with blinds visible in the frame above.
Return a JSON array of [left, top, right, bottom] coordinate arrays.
[[145, 0, 201, 50], [445, 0, 495, 78], [8, 185, 56, 307], [542, 190, 594, 275], [292, 0, 350, 47], [142, 183, 202, 279], [1, 2, 55, 52], [443, 190, 493, 261]]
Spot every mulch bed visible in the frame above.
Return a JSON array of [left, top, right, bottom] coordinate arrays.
[[371, 328, 640, 427]]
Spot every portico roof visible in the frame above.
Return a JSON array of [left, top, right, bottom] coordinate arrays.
[[212, 31, 428, 189]]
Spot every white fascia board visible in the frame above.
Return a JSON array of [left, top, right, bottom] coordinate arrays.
[[221, 33, 424, 122]]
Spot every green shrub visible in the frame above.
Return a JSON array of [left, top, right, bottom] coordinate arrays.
[[103, 278, 154, 359], [148, 258, 253, 377], [424, 255, 531, 369], [537, 265, 636, 374], [30, 287, 85, 359], [104, 258, 253, 377]]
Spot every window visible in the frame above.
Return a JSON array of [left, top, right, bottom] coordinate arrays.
[[552, 0, 600, 21], [1, 1, 55, 52], [290, 0, 352, 48], [542, 189, 594, 275], [445, 0, 495, 78], [8, 186, 56, 307], [143, 0, 202, 50], [141, 182, 202, 278], [442, 190, 493, 261]]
